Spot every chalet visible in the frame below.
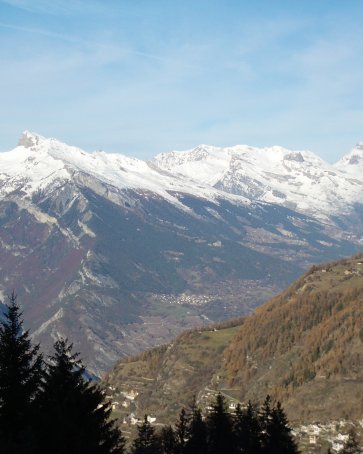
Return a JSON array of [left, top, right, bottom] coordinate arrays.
[[332, 440, 344, 452], [111, 401, 120, 410], [130, 416, 139, 425], [309, 434, 317, 445], [128, 413, 140, 425], [336, 433, 349, 442], [310, 424, 320, 435], [125, 389, 139, 400]]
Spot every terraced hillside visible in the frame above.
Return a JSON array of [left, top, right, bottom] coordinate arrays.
[[102, 319, 243, 422], [103, 254, 363, 424]]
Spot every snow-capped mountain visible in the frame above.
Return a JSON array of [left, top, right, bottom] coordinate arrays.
[[1, 131, 246, 209], [334, 142, 363, 174], [153, 143, 363, 225], [0, 132, 361, 375]]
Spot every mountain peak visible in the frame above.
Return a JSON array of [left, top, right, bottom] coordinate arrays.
[[17, 131, 45, 149], [334, 142, 363, 168], [283, 151, 304, 162]]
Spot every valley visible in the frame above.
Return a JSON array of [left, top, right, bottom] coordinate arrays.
[[0, 132, 362, 376], [103, 254, 363, 451]]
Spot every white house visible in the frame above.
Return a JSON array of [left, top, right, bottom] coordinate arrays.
[[125, 389, 139, 400], [309, 434, 317, 445], [332, 440, 344, 452], [111, 401, 120, 410]]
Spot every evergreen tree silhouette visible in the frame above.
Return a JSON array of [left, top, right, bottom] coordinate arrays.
[[206, 393, 234, 454], [341, 428, 361, 454], [185, 400, 208, 454], [0, 291, 43, 454], [159, 425, 177, 454], [175, 407, 188, 453], [261, 399, 299, 454], [259, 394, 272, 452], [132, 414, 160, 453], [234, 401, 262, 453], [35, 338, 125, 454]]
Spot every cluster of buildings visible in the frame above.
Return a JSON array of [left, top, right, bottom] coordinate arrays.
[[294, 420, 362, 452], [156, 292, 213, 306], [104, 386, 158, 426]]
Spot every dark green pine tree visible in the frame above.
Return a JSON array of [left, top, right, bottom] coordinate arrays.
[[175, 407, 189, 453], [185, 402, 208, 454], [0, 292, 43, 454], [159, 425, 177, 454], [341, 428, 362, 454], [261, 400, 299, 454], [35, 338, 125, 454], [234, 401, 262, 454], [259, 394, 272, 451], [132, 414, 160, 454], [206, 393, 235, 454]]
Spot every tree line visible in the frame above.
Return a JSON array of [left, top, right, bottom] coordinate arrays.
[[0, 292, 124, 453], [0, 293, 360, 453], [132, 393, 301, 454]]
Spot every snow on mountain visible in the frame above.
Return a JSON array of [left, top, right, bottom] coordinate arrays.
[[1, 131, 362, 375], [334, 142, 363, 175], [153, 143, 363, 220], [2, 131, 363, 227], [0, 132, 247, 211]]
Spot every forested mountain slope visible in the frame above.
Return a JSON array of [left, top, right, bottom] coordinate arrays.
[[103, 254, 363, 423], [221, 254, 363, 421]]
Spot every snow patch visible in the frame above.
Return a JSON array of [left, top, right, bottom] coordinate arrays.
[[32, 308, 64, 337], [77, 220, 96, 238]]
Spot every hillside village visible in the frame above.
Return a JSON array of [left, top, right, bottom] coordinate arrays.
[[102, 254, 363, 453], [103, 383, 362, 453]]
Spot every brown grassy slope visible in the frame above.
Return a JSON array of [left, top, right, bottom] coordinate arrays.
[[102, 321, 242, 422], [220, 254, 363, 421], [103, 254, 363, 423]]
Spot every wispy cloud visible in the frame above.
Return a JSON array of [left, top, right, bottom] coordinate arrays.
[[0, 0, 112, 16], [0, 21, 84, 43], [0, 19, 188, 70], [0, 1, 362, 161]]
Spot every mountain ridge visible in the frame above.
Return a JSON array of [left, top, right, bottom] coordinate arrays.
[[4, 130, 363, 222], [2, 131, 249, 210], [153, 141, 363, 228], [0, 132, 362, 375]]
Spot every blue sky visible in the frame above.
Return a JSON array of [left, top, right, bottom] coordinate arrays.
[[0, 0, 362, 161]]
